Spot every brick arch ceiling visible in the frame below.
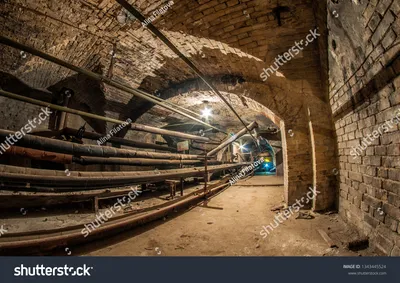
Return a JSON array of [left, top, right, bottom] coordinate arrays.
[[0, 0, 323, 130]]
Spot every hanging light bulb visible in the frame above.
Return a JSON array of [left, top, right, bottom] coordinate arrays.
[[201, 107, 212, 118]]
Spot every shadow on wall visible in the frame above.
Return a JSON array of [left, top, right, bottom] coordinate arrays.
[[333, 50, 400, 122]]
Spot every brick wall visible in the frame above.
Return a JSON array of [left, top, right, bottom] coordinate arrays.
[[328, 0, 400, 255]]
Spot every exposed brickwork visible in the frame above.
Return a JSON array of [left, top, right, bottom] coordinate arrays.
[[0, 0, 338, 210], [328, 0, 400, 255]]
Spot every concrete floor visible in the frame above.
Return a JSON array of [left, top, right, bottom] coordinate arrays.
[[80, 176, 372, 256]]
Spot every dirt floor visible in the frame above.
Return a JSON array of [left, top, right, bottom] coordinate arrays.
[[77, 176, 376, 256]]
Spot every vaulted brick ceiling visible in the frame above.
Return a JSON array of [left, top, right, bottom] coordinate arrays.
[[0, 0, 321, 133]]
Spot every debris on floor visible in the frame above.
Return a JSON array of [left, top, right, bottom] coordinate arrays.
[[270, 204, 284, 211], [318, 229, 338, 248], [295, 211, 314, 219], [346, 237, 369, 251]]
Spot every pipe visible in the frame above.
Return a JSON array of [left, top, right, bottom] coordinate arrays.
[[73, 156, 221, 166], [2, 146, 72, 164], [115, 0, 255, 141], [57, 89, 72, 130], [207, 121, 258, 157], [0, 35, 227, 135], [0, 89, 209, 142], [0, 129, 206, 160], [130, 123, 208, 141], [0, 180, 231, 254], [2, 146, 215, 166], [62, 128, 177, 152], [0, 163, 248, 189], [31, 128, 177, 152]]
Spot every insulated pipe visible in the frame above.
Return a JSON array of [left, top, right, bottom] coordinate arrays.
[[0, 129, 206, 160], [2, 146, 214, 166], [0, 89, 209, 142], [207, 121, 259, 157], [0, 163, 248, 188], [0, 35, 227, 135], [73, 156, 221, 166], [32, 128, 177, 152], [3, 146, 73, 164], [62, 128, 177, 152]]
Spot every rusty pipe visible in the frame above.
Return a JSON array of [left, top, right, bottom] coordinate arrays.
[[0, 181, 231, 253], [0, 129, 206, 160], [3, 146, 72, 164], [1, 146, 213, 166]]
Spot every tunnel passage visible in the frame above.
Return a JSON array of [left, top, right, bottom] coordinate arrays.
[[0, 0, 398, 256]]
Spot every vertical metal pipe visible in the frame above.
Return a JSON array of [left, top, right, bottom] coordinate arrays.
[[179, 155, 183, 196], [204, 146, 208, 197], [57, 90, 72, 130]]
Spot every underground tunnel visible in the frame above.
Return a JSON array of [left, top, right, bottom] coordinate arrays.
[[0, 0, 399, 261]]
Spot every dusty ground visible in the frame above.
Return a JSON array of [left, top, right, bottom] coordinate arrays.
[[77, 176, 376, 256]]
